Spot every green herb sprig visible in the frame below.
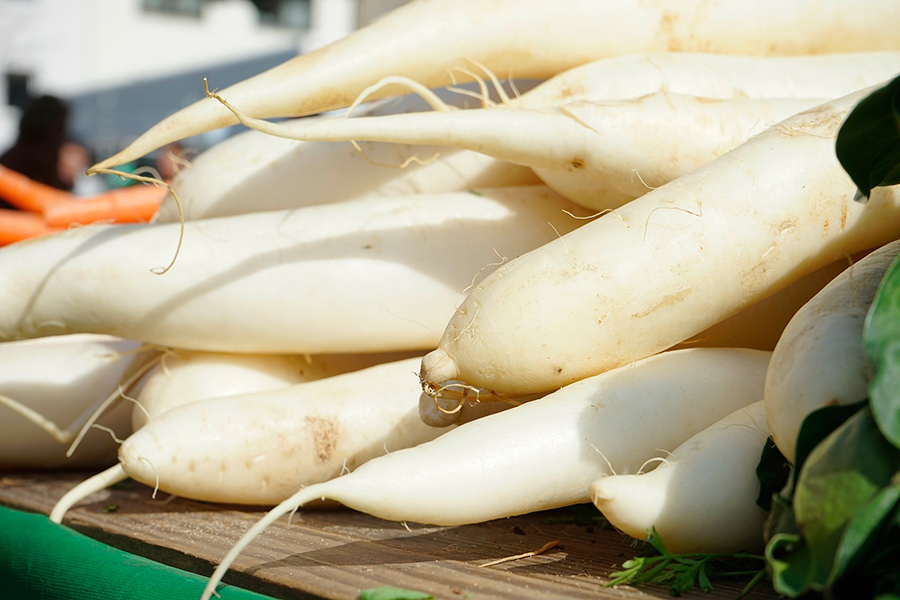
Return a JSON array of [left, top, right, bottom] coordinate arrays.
[[606, 528, 766, 597]]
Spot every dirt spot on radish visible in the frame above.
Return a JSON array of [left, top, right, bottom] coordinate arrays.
[[570, 158, 585, 170], [630, 288, 692, 319], [659, 12, 682, 51], [306, 416, 339, 462], [780, 104, 845, 138]]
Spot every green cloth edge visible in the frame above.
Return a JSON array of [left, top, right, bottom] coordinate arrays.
[[0, 504, 274, 600]]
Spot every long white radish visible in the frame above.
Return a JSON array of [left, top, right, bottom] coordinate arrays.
[[590, 401, 770, 554], [155, 136, 541, 223], [155, 51, 900, 222], [515, 51, 900, 109], [0, 335, 142, 469], [215, 90, 824, 210], [51, 357, 510, 520], [131, 349, 420, 428], [420, 86, 900, 399], [154, 85, 542, 223], [90, 0, 900, 171], [200, 347, 771, 600], [0, 186, 585, 353], [764, 240, 900, 462]]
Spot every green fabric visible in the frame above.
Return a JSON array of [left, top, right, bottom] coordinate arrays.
[[0, 505, 273, 600]]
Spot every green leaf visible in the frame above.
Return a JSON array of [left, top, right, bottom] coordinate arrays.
[[864, 252, 900, 448], [756, 437, 791, 512], [606, 528, 764, 596], [765, 532, 816, 597], [358, 587, 434, 600], [763, 490, 799, 546], [829, 482, 900, 584], [835, 74, 900, 200], [791, 401, 868, 492], [789, 407, 900, 591]]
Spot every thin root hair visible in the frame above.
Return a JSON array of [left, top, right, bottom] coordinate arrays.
[[139, 455, 160, 499], [464, 58, 512, 105], [450, 305, 480, 344], [507, 76, 523, 101], [642, 204, 703, 242], [67, 352, 166, 457], [722, 415, 769, 437], [462, 248, 508, 294], [120, 388, 152, 424], [562, 207, 615, 221], [132, 165, 162, 181], [343, 75, 454, 116], [0, 393, 75, 443], [90, 423, 126, 445], [89, 167, 184, 275], [637, 455, 671, 474], [445, 66, 495, 108], [630, 168, 659, 192], [349, 139, 440, 170], [548, 222, 570, 254], [589, 443, 618, 476]]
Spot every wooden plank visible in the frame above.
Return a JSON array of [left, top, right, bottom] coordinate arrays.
[[0, 471, 778, 600]]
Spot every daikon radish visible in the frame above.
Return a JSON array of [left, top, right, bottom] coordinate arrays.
[[199, 347, 771, 600], [132, 349, 420, 428], [591, 401, 770, 554], [154, 84, 542, 223], [0, 186, 586, 353], [213, 90, 823, 210], [515, 51, 900, 109], [420, 87, 900, 400], [0, 335, 143, 469], [155, 51, 900, 222], [51, 357, 510, 520], [90, 0, 900, 172], [765, 240, 900, 462]]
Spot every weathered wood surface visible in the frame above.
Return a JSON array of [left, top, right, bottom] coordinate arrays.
[[0, 471, 777, 600]]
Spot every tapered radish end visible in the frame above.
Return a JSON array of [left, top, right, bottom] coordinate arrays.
[[50, 463, 128, 524], [88, 97, 239, 174], [419, 348, 459, 397], [117, 429, 163, 490], [589, 473, 664, 543]]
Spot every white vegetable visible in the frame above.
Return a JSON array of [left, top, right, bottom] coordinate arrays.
[[120, 356, 513, 505], [51, 356, 511, 520], [0, 186, 586, 353], [214, 90, 823, 210], [591, 401, 770, 554], [516, 51, 900, 109], [199, 347, 771, 600], [132, 349, 419, 428], [420, 87, 900, 399], [765, 239, 900, 462], [157, 50, 900, 221], [154, 85, 542, 223], [0, 335, 143, 469], [91, 0, 900, 171]]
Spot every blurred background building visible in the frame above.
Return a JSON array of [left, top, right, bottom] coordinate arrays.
[[0, 0, 409, 167]]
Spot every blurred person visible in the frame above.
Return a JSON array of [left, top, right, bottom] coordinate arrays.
[[59, 140, 107, 197], [0, 95, 73, 209]]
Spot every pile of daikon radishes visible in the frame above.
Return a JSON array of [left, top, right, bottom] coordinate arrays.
[[2, 0, 900, 598]]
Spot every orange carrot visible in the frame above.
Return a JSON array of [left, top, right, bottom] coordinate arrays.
[[0, 165, 71, 212], [0, 208, 62, 245], [42, 184, 166, 227]]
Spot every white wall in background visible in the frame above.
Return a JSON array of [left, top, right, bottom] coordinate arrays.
[[0, 0, 369, 148]]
